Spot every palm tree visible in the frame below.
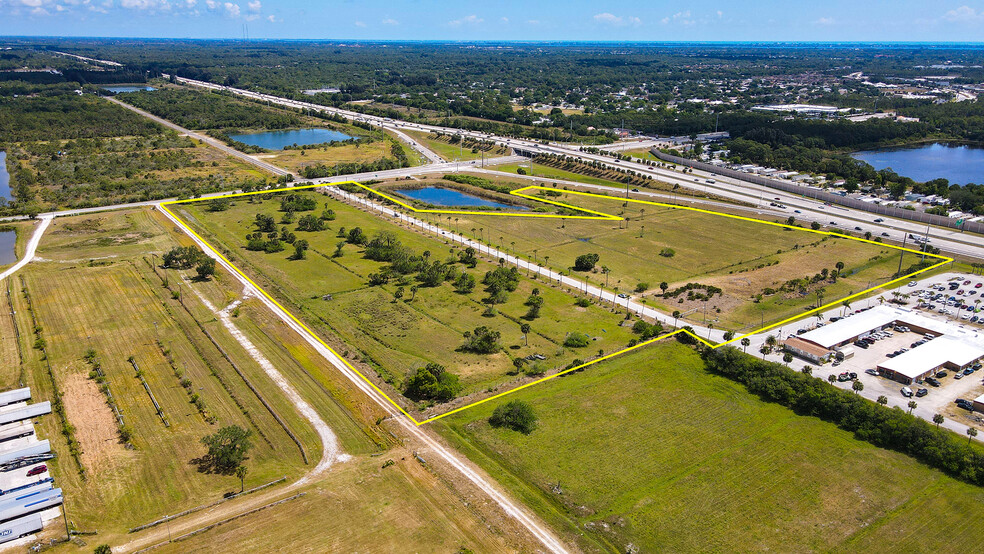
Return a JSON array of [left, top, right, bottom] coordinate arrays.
[[877, 395, 888, 406], [674, 310, 682, 329], [968, 427, 978, 443], [601, 266, 610, 287], [801, 365, 812, 375], [236, 465, 248, 492], [933, 413, 944, 429], [852, 380, 864, 394], [759, 345, 769, 359], [520, 323, 531, 346], [841, 299, 851, 317], [740, 337, 750, 353], [765, 335, 778, 350], [409, 286, 418, 301], [907, 400, 917, 414], [783, 353, 793, 365], [827, 374, 837, 385]]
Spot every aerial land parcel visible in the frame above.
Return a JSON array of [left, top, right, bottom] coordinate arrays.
[[171, 177, 942, 423], [8, 207, 527, 551]]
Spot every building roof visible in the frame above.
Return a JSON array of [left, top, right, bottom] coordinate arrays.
[[797, 305, 951, 350], [783, 336, 831, 358], [878, 336, 984, 380]]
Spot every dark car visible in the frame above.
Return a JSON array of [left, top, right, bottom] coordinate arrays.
[[849, 372, 858, 380], [956, 399, 975, 412], [936, 371, 948, 378], [855, 226, 863, 231], [926, 377, 941, 387], [26, 464, 46, 477], [865, 369, 879, 376], [837, 372, 851, 382], [916, 388, 929, 397]]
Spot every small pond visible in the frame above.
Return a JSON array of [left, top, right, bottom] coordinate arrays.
[[0, 231, 16, 266], [395, 186, 528, 210], [104, 86, 157, 93], [0, 151, 10, 202], [227, 128, 354, 150]]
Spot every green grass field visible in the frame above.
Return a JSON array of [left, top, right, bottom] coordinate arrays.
[[437, 341, 984, 552], [403, 130, 506, 161], [445, 186, 922, 331], [180, 190, 639, 411], [6, 206, 545, 551]]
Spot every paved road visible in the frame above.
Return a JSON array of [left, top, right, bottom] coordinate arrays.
[[105, 96, 292, 177], [171, 76, 983, 260]]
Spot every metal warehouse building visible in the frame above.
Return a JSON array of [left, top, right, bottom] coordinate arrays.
[[878, 336, 984, 385]]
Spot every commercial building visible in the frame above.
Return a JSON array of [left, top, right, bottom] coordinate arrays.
[[877, 336, 984, 384], [784, 305, 983, 383]]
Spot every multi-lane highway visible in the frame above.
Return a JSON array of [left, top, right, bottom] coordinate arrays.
[[169, 75, 983, 261]]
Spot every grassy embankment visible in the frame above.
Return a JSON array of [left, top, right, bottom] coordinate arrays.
[[438, 341, 984, 552]]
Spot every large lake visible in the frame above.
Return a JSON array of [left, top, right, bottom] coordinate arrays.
[[105, 85, 156, 93], [0, 151, 10, 202], [852, 142, 984, 184], [0, 231, 16, 266], [395, 187, 528, 210], [228, 128, 354, 150]]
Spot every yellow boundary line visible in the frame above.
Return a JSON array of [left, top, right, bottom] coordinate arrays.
[[161, 180, 952, 425]]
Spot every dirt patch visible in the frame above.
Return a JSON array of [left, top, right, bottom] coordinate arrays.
[[60, 370, 130, 470]]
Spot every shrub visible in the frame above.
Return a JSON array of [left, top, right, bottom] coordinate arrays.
[[461, 326, 502, 354], [564, 332, 590, 348], [403, 363, 462, 402], [659, 248, 675, 258], [489, 400, 537, 434], [573, 253, 600, 271]]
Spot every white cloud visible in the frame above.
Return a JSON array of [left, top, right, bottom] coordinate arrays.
[[594, 12, 641, 26], [20, 0, 44, 6], [354, 20, 366, 27], [381, 17, 398, 25], [222, 1, 238, 17], [500, 16, 508, 23], [120, 0, 155, 9], [526, 19, 539, 25], [814, 16, 835, 25], [246, 0, 258, 12], [717, 10, 723, 18], [943, 5, 984, 22], [266, 13, 276, 22], [449, 14, 482, 26], [661, 10, 694, 26]]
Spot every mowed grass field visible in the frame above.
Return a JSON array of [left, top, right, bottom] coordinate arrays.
[[180, 190, 638, 407], [449, 186, 921, 331], [403, 130, 503, 161], [152, 455, 519, 553], [437, 341, 984, 553], [5, 206, 538, 551], [259, 134, 420, 174]]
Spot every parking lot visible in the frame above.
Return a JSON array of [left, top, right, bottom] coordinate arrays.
[[792, 272, 984, 437]]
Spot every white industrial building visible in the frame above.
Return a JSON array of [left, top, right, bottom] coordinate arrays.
[[785, 305, 983, 384], [878, 336, 984, 384], [0, 388, 61, 546]]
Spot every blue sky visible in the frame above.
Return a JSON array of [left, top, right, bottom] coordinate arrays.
[[2, 0, 984, 42]]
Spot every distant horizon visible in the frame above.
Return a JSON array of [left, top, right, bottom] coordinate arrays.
[[4, 36, 984, 47], [4, 1, 984, 43]]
